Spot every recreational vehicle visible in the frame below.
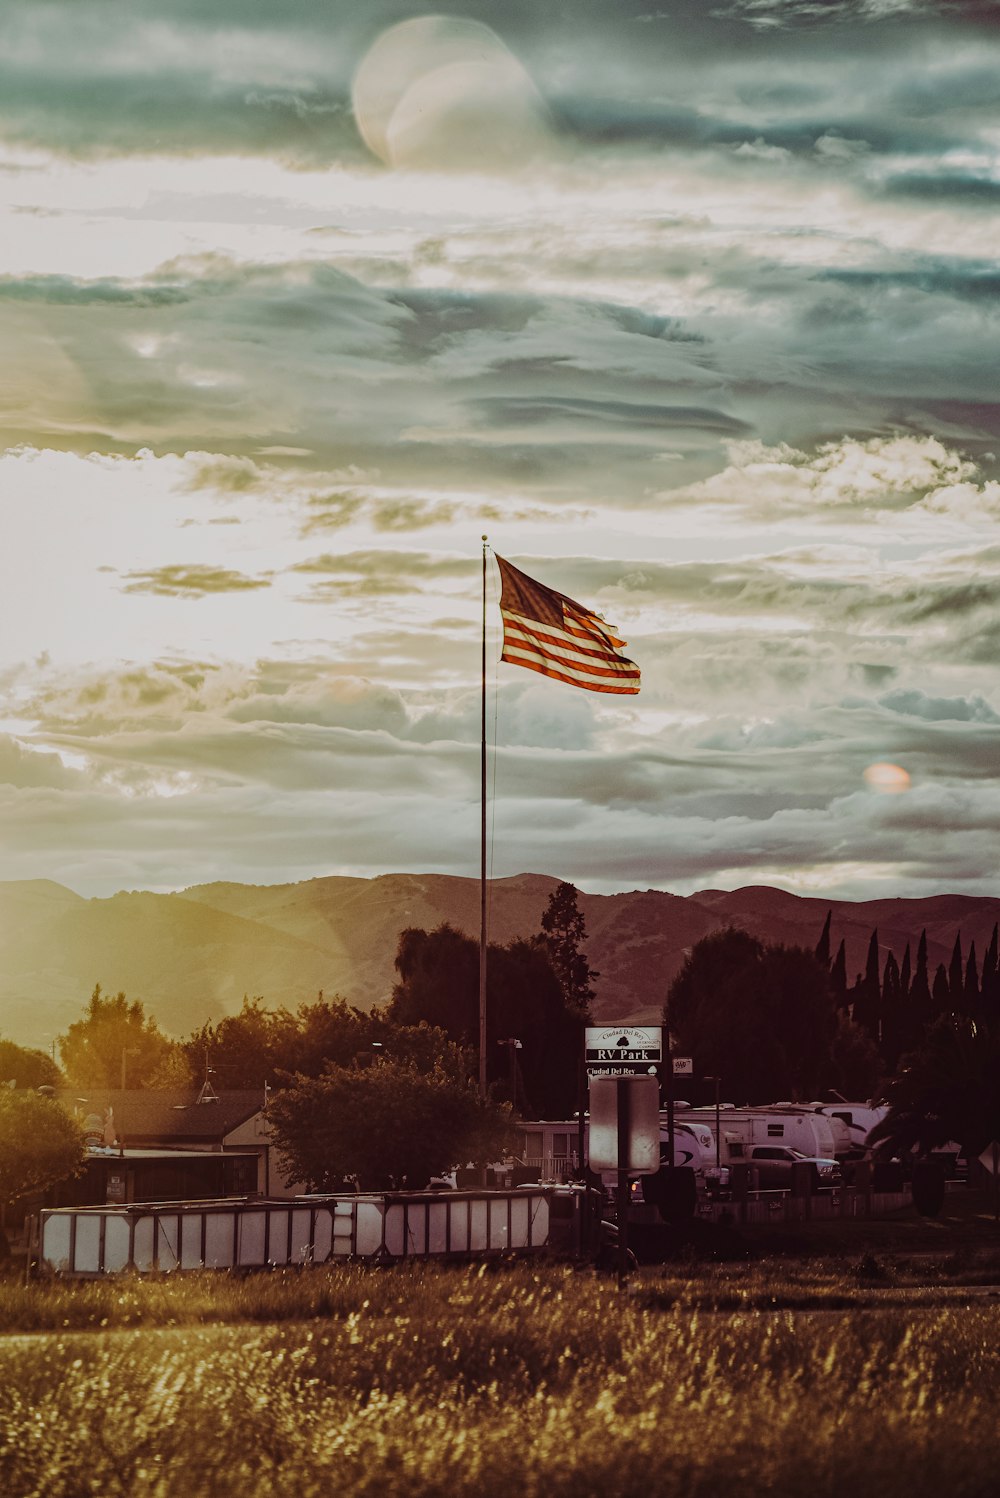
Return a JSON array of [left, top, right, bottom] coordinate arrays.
[[689, 1105, 839, 1164]]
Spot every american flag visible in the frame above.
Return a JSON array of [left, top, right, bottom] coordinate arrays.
[[495, 555, 640, 695]]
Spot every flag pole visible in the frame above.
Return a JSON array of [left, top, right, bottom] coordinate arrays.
[[479, 536, 488, 1098]]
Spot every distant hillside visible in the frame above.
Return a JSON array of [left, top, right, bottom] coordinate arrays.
[[2, 873, 999, 1051]]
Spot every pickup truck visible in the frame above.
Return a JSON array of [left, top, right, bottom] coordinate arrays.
[[706, 1146, 842, 1195]]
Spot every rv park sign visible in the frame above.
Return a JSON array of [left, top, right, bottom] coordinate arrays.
[[585, 1025, 662, 1078]]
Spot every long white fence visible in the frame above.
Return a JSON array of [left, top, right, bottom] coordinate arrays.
[[37, 1189, 558, 1277]]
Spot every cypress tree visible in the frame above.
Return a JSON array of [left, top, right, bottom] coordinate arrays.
[[851, 928, 881, 1040], [910, 930, 931, 1028], [948, 933, 964, 1005], [899, 942, 912, 1001], [880, 950, 903, 1071], [931, 963, 951, 1018], [830, 939, 848, 1007], [964, 941, 980, 1018], [815, 909, 832, 968], [982, 923, 999, 1021], [895, 942, 920, 1056]]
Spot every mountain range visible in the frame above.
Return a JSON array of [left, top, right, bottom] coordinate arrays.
[[2, 872, 999, 1052]]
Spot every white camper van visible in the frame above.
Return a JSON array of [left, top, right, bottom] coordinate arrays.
[[807, 1102, 889, 1158], [515, 1116, 717, 1183], [690, 1105, 839, 1164]]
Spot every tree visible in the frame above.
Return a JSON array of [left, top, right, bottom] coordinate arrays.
[[870, 1016, 1000, 1160], [931, 963, 951, 1020], [387, 924, 580, 1115], [850, 929, 881, 1041], [59, 986, 176, 1090], [964, 942, 981, 1018], [982, 924, 1000, 1022], [830, 939, 848, 1007], [664, 927, 839, 1104], [539, 882, 598, 1020], [0, 1039, 60, 1091], [898, 942, 912, 1005], [948, 933, 964, 1008], [184, 997, 300, 1090], [0, 1091, 86, 1211], [814, 909, 832, 968], [267, 1059, 518, 1192], [910, 930, 932, 1029], [879, 950, 903, 1072], [829, 1014, 883, 1100]]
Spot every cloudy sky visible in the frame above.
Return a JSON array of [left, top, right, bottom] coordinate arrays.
[[2, 0, 999, 902]]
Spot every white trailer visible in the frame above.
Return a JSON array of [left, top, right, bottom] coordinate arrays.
[[807, 1103, 889, 1157], [516, 1117, 718, 1181], [688, 1105, 838, 1165], [36, 1186, 579, 1277]]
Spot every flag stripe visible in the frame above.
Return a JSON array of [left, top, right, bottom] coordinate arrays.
[[502, 642, 639, 687], [495, 554, 640, 696], [502, 653, 642, 694], [501, 615, 640, 681], [501, 613, 632, 668]]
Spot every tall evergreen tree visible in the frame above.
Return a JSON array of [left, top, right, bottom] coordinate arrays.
[[948, 933, 964, 1006], [963, 941, 980, 1018], [851, 928, 881, 1041], [910, 930, 931, 1029], [538, 882, 598, 1021], [981, 924, 999, 1022], [880, 950, 903, 1072], [830, 940, 848, 1007], [931, 963, 951, 1019], [815, 910, 832, 969], [894, 942, 922, 1059], [899, 943, 912, 1003]]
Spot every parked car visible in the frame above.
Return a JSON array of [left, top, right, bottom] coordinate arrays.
[[747, 1146, 841, 1190], [705, 1147, 842, 1195]]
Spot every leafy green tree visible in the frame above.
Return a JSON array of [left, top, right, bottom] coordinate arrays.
[[387, 924, 579, 1115], [829, 1014, 883, 1100], [59, 985, 176, 1090], [870, 1016, 1000, 1160], [0, 1039, 60, 1091], [184, 996, 300, 1090], [267, 1058, 517, 1192], [0, 1091, 86, 1211], [389, 925, 478, 1042], [539, 881, 598, 1020], [145, 1044, 199, 1088], [664, 927, 839, 1103], [184, 991, 466, 1095]]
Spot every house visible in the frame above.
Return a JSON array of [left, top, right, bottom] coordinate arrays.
[[50, 1146, 261, 1207], [54, 1088, 301, 1198]]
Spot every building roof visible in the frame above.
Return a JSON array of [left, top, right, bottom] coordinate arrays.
[[55, 1089, 265, 1144]]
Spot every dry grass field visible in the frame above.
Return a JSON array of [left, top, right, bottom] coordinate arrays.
[[2, 1240, 1000, 1498]]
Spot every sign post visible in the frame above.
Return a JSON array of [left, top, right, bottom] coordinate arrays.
[[616, 1078, 631, 1289], [588, 1072, 660, 1289]]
